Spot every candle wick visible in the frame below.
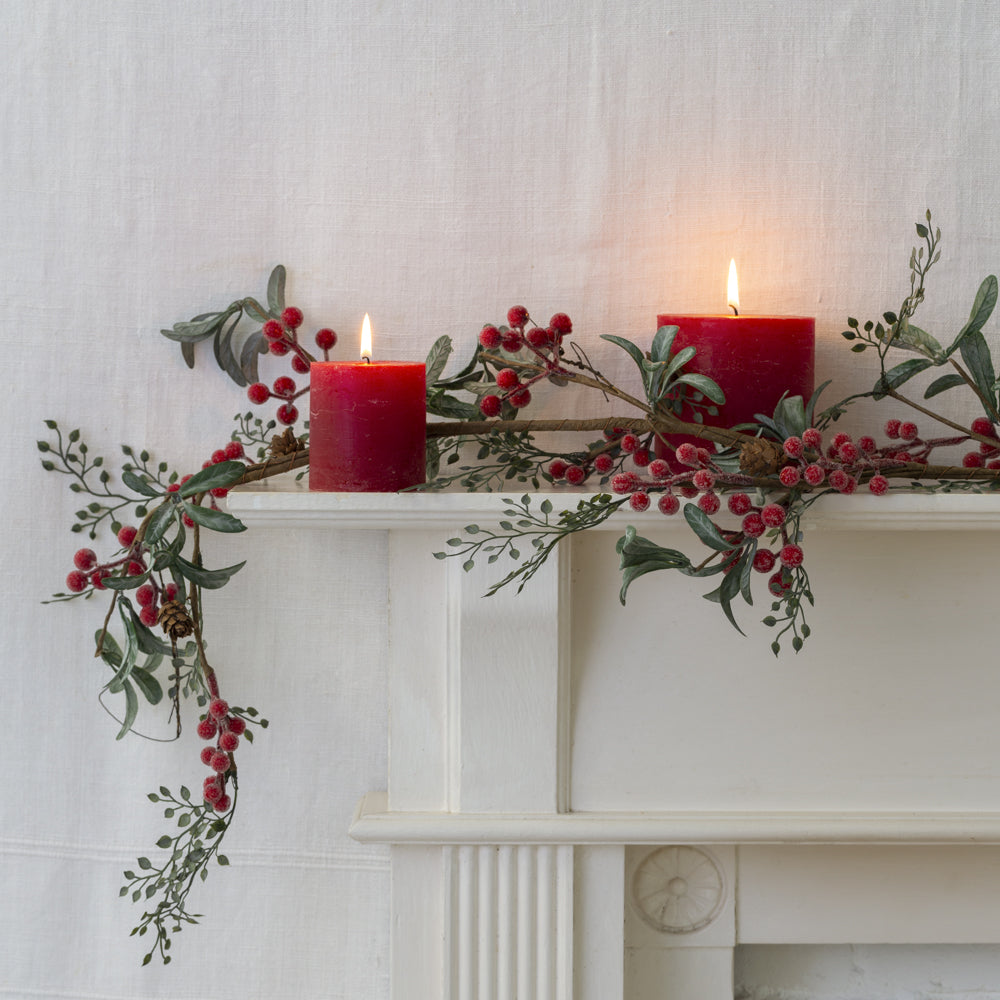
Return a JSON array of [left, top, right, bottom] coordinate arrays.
[[362, 356, 372, 364], [730, 305, 739, 317]]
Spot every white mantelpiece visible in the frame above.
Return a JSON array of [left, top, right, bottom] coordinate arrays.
[[229, 483, 1000, 1000]]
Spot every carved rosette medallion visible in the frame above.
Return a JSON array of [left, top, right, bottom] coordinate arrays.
[[630, 845, 726, 934]]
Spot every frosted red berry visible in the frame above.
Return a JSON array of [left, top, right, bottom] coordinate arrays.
[[139, 605, 158, 627], [647, 458, 669, 478], [315, 328, 337, 351], [803, 464, 825, 486], [508, 388, 532, 408], [727, 492, 753, 516], [548, 459, 568, 480], [269, 339, 290, 356], [526, 327, 551, 348], [658, 493, 681, 515], [117, 525, 137, 547], [899, 421, 918, 441], [594, 454, 614, 474], [196, 717, 218, 740], [768, 571, 791, 596], [501, 331, 524, 352], [779, 466, 801, 487], [127, 560, 145, 576], [828, 469, 849, 491], [620, 434, 639, 454], [291, 354, 310, 374], [203, 781, 223, 803], [90, 569, 108, 589], [209, 698, 230, 720], [760, 503, 786, 528], [629, 491, 650, 512], [214, 794, 232, 813], [802, 428, 823, 449], [692, 469, 715, 491], [564, 465, 586, 485], [742, 512, 766, 537], [697, 492, 720, 515], [963, 451, 984, 467], [227, 716, 246, 736], [549, 313, 572, 335], [210, 752, 231, 774], [779, 544, 804, 568], [73, 548, 97, 572], [480, 395, 502, 417], [884, 418, 901, 439], [858, 436, 877, 454], [164, 582, 179, 601], [633, 449, 651, 468], [224, 441, 245, 461], [496, 368, 520, 390], [262, 319, 284, 340], [611, 472, 637, 494], [783, 436, 804, 458], [66, 570, 89, 593], [674, 442, 699, 466], [753, 549, 776, 573], [281, 306, 304, 329], [679, 484, 699, 499], [276, 403, 299, 425], [135, 584, 155, 608], [868, 474, 889, 495], [507, 305, 529, 328], [832, 432, 852, 449], [273, 376, 296, 397], [218, 731, 240, 752], [479, 325, 502, 349], [200, 746, 216, 767]]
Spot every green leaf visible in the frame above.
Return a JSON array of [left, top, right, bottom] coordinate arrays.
[[872, 357, 934, 399], [424, 335, 453, 386], [121, 469, 161, 498], [267, 265, 286, 315], [600, 334, 645, 369], [131, 665, 163, 706], [683, 503, 733, 552], [650, 324, 679, 364], [156, 835, 172, 849], [160, 312, 226, 344], [947, 275, 998, 357], [703, 565, 747, 636], [959, 329, 998, 418], [924, 372, 966, 399], [174, 556, 246, 589], [891, 320, 944, 361], [672, 372, 726, 404], [182, 502, 247, 534], [144, 500, 176, 546], [615, 527, 692, 605], [178, 460, 246, 498], [116, 679, 139, 739], [217, 854, 230, 866], [102, 570, 149, 591], [138, 856, 152, 870], [213, 309, 249, 387]]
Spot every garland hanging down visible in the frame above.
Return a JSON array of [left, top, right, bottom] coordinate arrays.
[[38, 212, 1000, 963]]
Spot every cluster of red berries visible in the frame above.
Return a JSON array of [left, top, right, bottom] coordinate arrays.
[[546, 426, 641, 486], [197, 697, 245, 814], [958, 416, 1000, 468], [65, 523, 147, 596], [478, 307, 573, 417], [247, 306, 336, 425]]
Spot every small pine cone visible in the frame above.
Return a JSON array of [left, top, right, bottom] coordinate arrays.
[[269, 427, 304, 458], [158, 600, 195, 639], [739, 438, 783, 477]]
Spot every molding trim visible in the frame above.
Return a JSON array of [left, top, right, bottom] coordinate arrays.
[[352, 793, 1000, 845]]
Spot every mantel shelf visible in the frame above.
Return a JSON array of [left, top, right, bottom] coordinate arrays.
[[228, 474, 1000, 531]]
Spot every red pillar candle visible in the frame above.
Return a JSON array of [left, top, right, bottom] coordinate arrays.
[[309, 315, 426, 492], [656, 263, 814, 453]]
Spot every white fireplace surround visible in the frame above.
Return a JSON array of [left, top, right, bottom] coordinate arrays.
[[229, 483, 1000, 999]]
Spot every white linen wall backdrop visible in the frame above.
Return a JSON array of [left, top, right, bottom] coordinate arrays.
[[5, 1, 1000, 997]]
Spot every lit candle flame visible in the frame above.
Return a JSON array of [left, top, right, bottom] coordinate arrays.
[[727, 259, 740, 316], [360, 313, 373, 362]]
